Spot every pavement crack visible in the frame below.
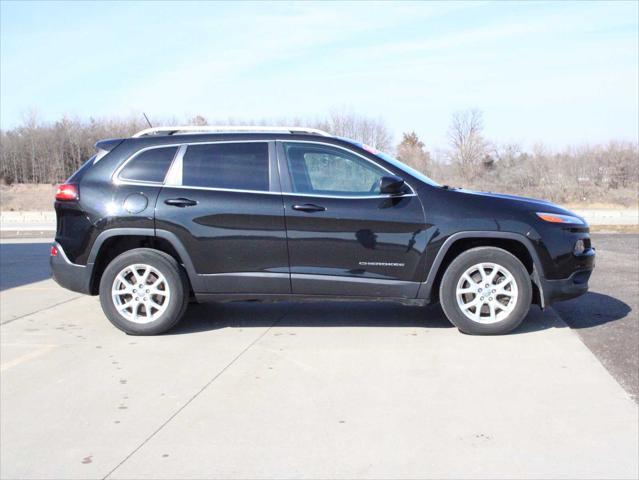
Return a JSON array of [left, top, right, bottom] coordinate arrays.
[[0, 295, 84, 325], [102, 313, 286, 479]]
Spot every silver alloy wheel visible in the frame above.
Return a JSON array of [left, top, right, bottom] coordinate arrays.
[[111, 264, 171, 324], [455, 262, 519, 324]]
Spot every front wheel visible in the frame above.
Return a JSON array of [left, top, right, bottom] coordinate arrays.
[[99, 248, 189, 335], [439, 247, 532, 335]]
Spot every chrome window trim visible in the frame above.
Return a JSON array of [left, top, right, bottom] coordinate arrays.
[[112, 181, 416, 199], [160, 184, 284, 196], [282, 191, 416, 199], [112, 138, 418, 200], [278, 139, 416, 196], [159, 184, 414, 199]]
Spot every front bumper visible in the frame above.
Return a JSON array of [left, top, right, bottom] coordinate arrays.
[[50, 242, 93, 294], [542, 268, 593, 305], [542, 248, 595, 305]]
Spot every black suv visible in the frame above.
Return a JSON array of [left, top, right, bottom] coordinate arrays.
[[50, 126, 595, 335]]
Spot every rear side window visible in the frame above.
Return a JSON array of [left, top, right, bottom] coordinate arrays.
[[182, 142, 269, 191], [119, 147, 178, 183]]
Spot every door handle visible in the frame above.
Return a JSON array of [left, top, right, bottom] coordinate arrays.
[[292, 203, 326, 212], [164, 197, 198, 207]]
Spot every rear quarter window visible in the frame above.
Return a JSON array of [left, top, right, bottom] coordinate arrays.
[[118, 146, 178, 183]]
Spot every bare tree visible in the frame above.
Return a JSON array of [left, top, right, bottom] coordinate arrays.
[[313, 109, 392, 151], [1, 112, 638, 208], [0, 114, 146, 185], [185, 110, 393, 151], [396, 131, 431, 173], [187, 115, 208, 126], [447, 109, 487, 178]]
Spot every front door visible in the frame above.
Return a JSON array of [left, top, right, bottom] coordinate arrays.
[[277, 141, 428, 298], [155, 140, 290, 294]]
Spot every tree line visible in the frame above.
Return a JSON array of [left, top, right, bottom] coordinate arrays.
[[396, 109, 638, 206], [1, 109, 637, 205]]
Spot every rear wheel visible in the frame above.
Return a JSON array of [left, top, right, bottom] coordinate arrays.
[[99, 248, 189, 335], [439, 247, 532, 335]]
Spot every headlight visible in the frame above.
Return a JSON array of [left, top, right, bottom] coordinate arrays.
[[536, 212, 585, 225]]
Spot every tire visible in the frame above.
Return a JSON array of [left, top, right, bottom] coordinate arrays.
[[439, 247, 532, 335], [99, 248, 190, 335]]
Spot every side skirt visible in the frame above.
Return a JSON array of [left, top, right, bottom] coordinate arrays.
[[194, 293, 429, 307]]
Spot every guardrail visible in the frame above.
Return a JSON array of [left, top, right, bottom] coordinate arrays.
[[1, 211, 56, 231]]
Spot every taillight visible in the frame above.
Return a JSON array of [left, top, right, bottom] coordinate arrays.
[[50, 245, 58, 257], [55, 184, 79, 201]]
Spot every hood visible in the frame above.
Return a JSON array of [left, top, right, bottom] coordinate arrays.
[[453, 188, 575, 215]]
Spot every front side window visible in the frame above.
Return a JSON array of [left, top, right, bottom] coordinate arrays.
[[283, 143, 386, 196], [119, 147, 178, 183], [182, 142, 269, 191], [340, 138, 440, 187]]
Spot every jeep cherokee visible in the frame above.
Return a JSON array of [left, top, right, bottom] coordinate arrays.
[[50, 126, 595, 335]]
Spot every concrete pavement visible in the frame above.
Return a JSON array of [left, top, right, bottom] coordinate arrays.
[[0, 239, 638, 479]]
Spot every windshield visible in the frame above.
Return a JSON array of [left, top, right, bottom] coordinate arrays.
[[373, 150, 440, 187], [339, 138, 440, 187]]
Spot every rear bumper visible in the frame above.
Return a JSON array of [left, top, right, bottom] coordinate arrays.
[[50, 242, 92, 294]]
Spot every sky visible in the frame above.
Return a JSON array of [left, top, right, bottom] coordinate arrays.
[[1, 0, 637, 150]]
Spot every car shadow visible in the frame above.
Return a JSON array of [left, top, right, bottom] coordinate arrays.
[[551, 291, 632, 329], [0, 242, 52, 291], [169, 291, 631, 336], [170, 301, 453, 334]]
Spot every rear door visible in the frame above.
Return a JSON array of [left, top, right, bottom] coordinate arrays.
[[155, 140, 290, 294], [277, 141, 427, 298]]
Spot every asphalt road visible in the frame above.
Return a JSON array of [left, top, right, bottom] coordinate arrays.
[[1, 236, 637, 479], [553, 234, 639, 402]]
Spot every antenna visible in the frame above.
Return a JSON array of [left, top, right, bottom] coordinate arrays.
[[142, 113, 153, 129]]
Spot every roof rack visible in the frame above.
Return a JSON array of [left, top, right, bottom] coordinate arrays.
[[132, 125, 332, 138]]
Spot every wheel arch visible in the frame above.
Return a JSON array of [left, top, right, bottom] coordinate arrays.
[[418, 231, 545, 307], [87, 228, 202, 294]]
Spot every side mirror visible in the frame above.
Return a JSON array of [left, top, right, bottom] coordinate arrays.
[[379, 175, 405, 195]]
